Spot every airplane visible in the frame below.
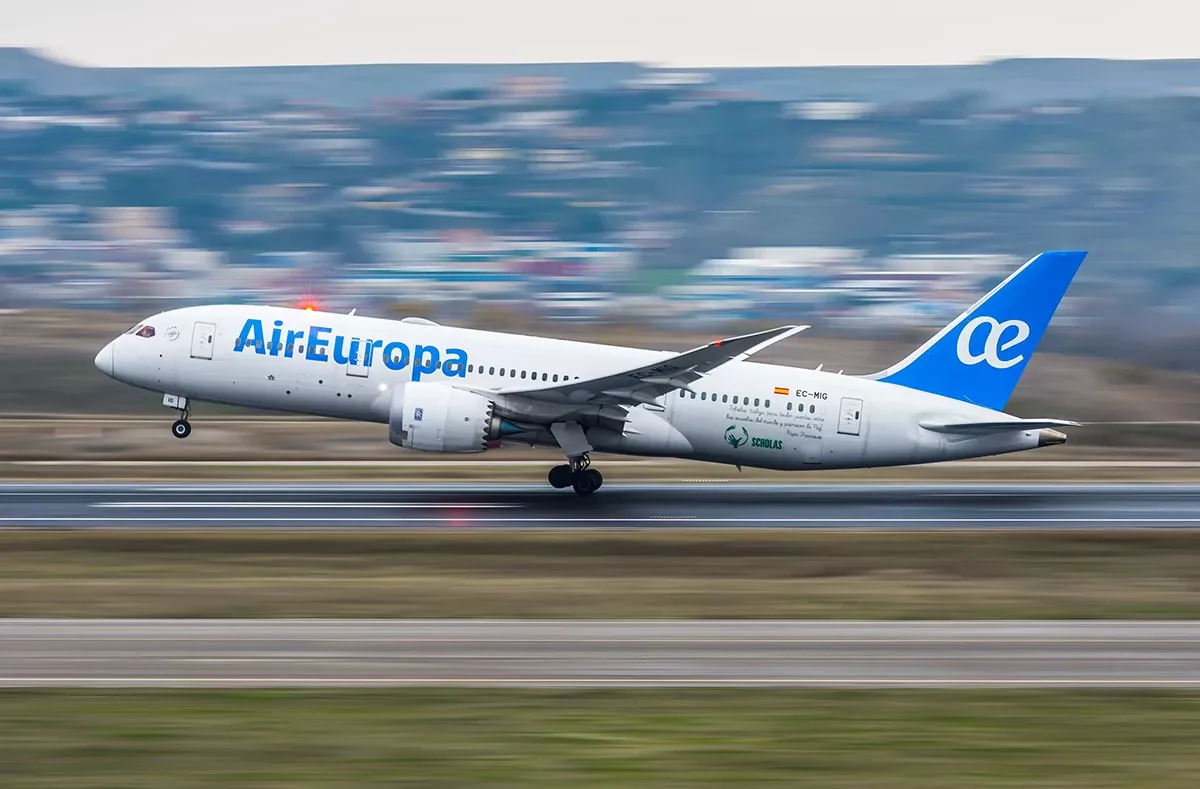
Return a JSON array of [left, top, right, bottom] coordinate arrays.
[[95, 250, 1085, 495]]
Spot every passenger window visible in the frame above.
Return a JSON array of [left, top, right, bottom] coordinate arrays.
[[810, 404, 815, 414], [765, 399, 771, 409], [521, 371, 527, 379], [552, 374, 559, 382], [701, 392, 707, 401], [754, 398, 760, 407], [542, 373, 548, 381], [722, 394, 728, 403], [468, 364, 474, 373], [499, 369, 506, 377], [787, 402, 793, 411], [511, 369, 517, 377], [489, 366, 495, 375]]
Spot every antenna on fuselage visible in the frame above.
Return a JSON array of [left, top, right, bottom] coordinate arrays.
[[348, 308, 357, 316], [815, 364, 823, 371]]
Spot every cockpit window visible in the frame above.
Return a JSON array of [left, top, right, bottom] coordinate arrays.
[[123, 324, 143, 335], [135, 325, 156, 338]]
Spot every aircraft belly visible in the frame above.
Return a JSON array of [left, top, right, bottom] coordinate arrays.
[[171, 351, 377, 420]]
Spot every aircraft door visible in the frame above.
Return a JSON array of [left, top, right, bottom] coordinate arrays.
[[837, 397, 864, 436], [346, 338, 369, 378], [190, 322, 216, 360]]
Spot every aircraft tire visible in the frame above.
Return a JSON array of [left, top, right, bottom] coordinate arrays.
[[572, 468, 602, 496], [548, 464, 573, 489], [171, 419, 192, 439]]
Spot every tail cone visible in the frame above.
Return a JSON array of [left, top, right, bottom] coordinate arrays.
[[1037, 429, 1067, 447]]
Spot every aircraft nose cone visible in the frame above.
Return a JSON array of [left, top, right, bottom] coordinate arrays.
[[94, 340, 115, 377]]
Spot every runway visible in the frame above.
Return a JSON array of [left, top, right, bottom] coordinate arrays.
[[2, 482, 1200, 529], [4, 620, 1200, 687]]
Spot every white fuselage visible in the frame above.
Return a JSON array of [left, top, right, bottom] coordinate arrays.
[[97, 305, 1050, 470]]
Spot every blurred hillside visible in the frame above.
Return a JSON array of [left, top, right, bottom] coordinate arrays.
[[9, 49, 1200, 106], [2, 51, 1200, 370]]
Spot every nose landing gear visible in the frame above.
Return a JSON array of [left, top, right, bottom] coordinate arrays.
[[171, 418, 192, 439], [164, 394, 192, 439], [547, 454, 603, 496]]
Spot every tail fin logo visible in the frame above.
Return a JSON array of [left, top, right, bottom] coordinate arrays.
[[956, 316, 1031, 369], [869, 249, 1087, 410]]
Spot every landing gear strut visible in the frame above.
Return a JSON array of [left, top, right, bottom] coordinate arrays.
[[170, 402, 192, 439], [548, 454, 603, 496], [163, 394, 193, 439]]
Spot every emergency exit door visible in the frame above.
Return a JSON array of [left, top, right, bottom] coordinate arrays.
[[837, 397, 864, 436], [190, 322, 216, 360]]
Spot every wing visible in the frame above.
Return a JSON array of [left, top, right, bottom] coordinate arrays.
[[499, 325, 806, 409], [919, 418, 1081, 435]]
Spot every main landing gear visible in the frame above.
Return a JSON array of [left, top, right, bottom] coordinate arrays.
[[548, 454, 603, 496]]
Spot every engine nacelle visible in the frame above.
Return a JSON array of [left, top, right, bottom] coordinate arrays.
[[389, 381, 501, 453]]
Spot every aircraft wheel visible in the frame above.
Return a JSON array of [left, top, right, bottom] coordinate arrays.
[[572, 468, 603, 496], [171, 419, 192, 439], [548, 464, 573, 489]]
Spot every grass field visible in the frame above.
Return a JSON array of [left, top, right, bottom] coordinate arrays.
[[1, 690, 1199, 787], [3, 530, 1200, 619]]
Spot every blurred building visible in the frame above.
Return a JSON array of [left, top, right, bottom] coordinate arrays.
[[350, 233, 635, 320], [657, 249, 1022, 328]]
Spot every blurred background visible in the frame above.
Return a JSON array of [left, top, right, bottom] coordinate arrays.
[[3, 34, 1200, 458], [4, 47, 1200, 354], [6, 4, 1200, 786]]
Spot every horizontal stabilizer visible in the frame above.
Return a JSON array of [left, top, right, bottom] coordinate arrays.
[[919, 418, 1081, 435]]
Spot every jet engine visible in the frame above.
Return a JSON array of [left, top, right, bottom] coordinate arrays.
[[388, 381, 519, 453]]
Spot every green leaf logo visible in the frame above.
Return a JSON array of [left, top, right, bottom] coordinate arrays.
[[724, 425, 749, 449]]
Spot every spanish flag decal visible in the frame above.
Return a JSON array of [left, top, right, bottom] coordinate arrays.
[[773, 386, 789, 395]]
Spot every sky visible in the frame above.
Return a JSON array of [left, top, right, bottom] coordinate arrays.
[[2, 0, 1198, 69]]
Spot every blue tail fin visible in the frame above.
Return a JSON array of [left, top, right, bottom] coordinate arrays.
[[869, 250, 1086, 410]]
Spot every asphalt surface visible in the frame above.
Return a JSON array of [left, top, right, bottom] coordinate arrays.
[[2, 483, 1200, 529], [3, 620, 1200, 687]]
